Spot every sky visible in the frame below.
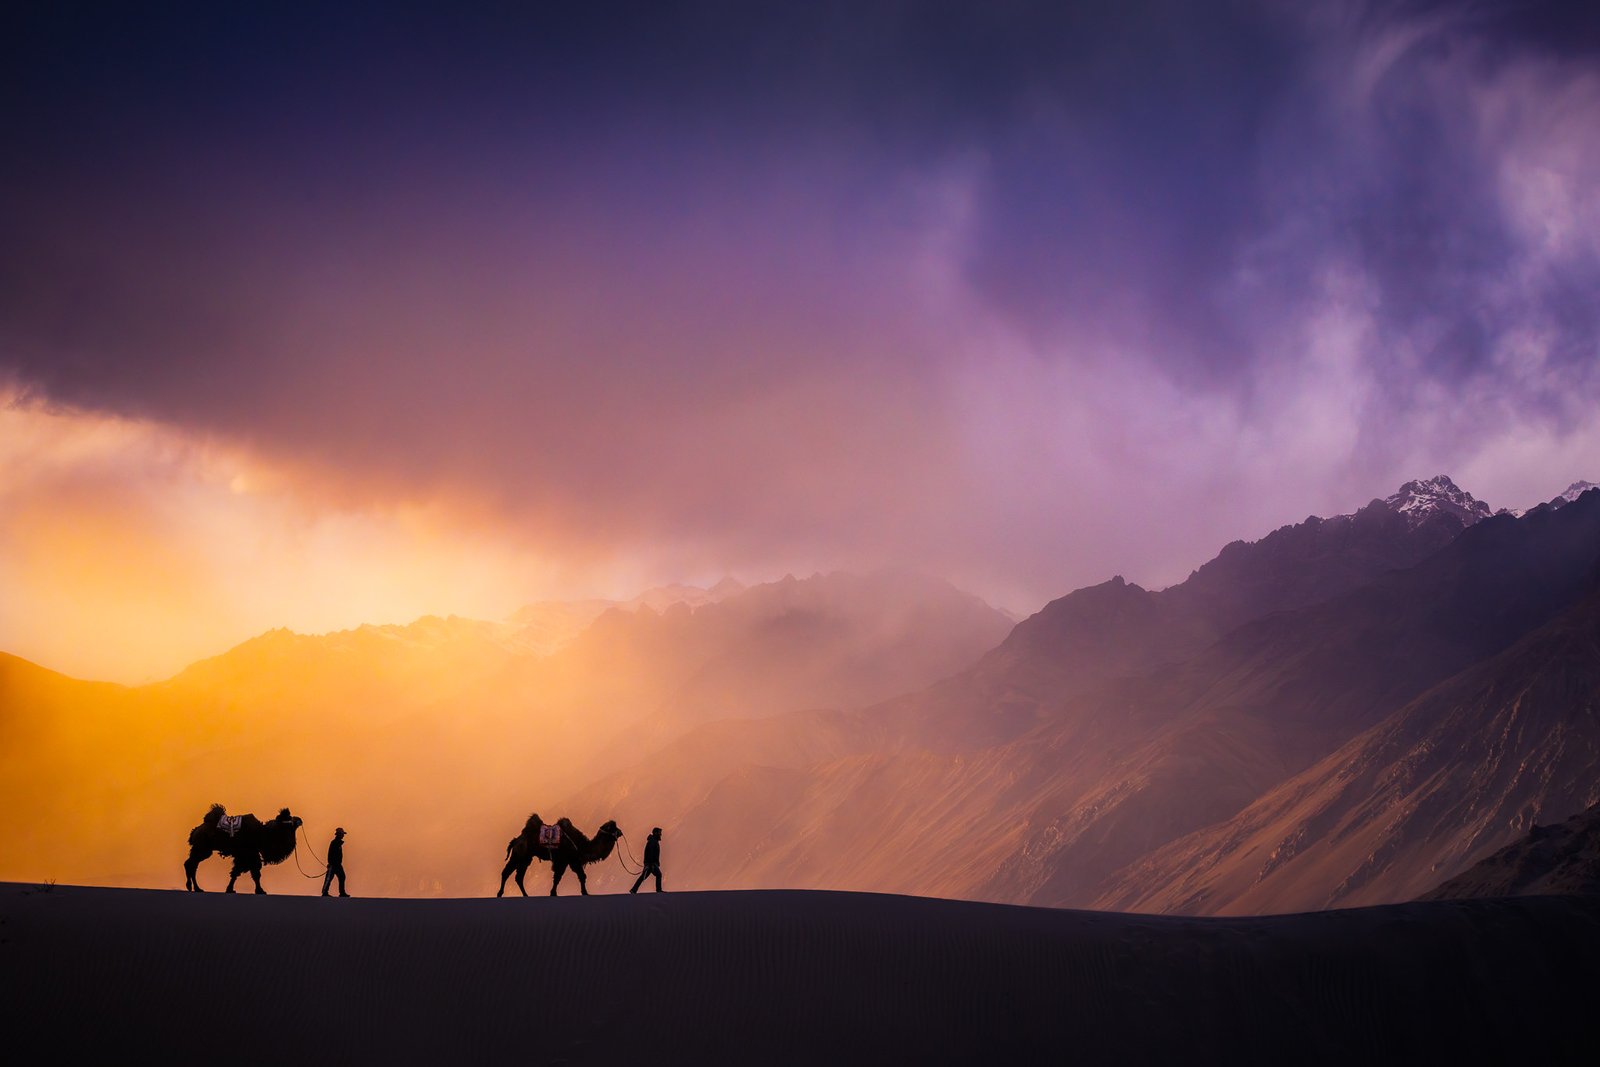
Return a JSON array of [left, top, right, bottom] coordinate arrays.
[[3, 0, 1598, 682]]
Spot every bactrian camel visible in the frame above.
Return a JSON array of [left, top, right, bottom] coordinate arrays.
[[183, 804, 302, 894], [498, 814, 622, 897]]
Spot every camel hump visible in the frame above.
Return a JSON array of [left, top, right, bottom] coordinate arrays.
[[557, 817, 576, 830], [203, 803, 226, 827]]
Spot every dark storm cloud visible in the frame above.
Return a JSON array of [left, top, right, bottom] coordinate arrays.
[[3, 1, 1598, 600]]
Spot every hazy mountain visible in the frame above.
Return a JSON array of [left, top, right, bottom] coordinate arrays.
[[10, 475, 1597, 909], [0, 569, 1009, 895], [1423, 800, 1600, 900], [1547, 481, 1599, 512], [561, 481, 1600, 905], [506, 579, 747, 656], [1161, 479, 1485, 636], [646, 570, 1008, 728], [1501, 480, 1599, 518], [626, 578, 747, 613], [452, 569, 1014, 792], [881, 477, 1493, 753], [504, 599, 615, 655], [979, 489, 1600, 906], [170, 614, 528, 709], [0, 654, 185, 888]]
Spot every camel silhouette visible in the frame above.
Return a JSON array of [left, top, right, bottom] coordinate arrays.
[[497, 814, 621, 897], [183, 804, 302, 894]]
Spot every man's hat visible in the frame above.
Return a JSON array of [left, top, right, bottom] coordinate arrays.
[[652, 827, 662, 836], [335, 827, 346, 835]]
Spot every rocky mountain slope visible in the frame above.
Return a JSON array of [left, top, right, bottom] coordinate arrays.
[[1096, 580, 1600, 914], [564, 483, 1600, 906], [892, 474, 1494, 752], [1423, 800, 1600, 899]]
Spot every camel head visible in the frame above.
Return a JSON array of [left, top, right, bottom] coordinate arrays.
[[257, 809, 304, 866], [597, 820, 621, 841]]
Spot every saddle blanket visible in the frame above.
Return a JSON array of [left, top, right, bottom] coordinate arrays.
[[218, 815, 244, 836], [537, 825, 561, 847]]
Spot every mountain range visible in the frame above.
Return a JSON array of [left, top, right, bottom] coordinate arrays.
[[557, 476, 1600, 907], [3, 475, 1597, 909], [0, 569, 1009, 894]]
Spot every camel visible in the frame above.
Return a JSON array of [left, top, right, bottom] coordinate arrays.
[[497, 814, 622, 897], [183, 804, 303, 893]]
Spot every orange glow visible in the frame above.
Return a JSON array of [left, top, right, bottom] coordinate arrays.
[[0, 390, 669, 683]]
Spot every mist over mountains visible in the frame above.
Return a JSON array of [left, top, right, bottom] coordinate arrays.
[[3, 476, 1597, 910], [0, 569, 1009, 894]]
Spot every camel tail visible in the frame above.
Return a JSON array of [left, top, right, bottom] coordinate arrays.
[[505, 839, 515, 861]]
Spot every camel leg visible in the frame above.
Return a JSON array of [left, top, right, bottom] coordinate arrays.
[[184, 847, 210, 892], [550, 861, 566, 896], [225, 861, 241, 893], [249, 861, 265, 895], [574, 864, 589, 896], [515, 863, 529, 897], [497, 858, 514, 897]]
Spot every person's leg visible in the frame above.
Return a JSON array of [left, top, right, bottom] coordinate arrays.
[[336, 866, 348, 896], [322, 868, 333, 896], [652, 865, 663, 892]]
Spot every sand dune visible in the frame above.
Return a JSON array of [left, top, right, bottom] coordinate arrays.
[[2, 884, 1596, 1064]]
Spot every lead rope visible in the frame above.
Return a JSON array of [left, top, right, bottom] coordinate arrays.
[[614, 831, 645, 877], [292, 823, 329, 880]]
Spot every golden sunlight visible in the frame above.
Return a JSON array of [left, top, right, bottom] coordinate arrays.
[[0, 390, 587, 682]]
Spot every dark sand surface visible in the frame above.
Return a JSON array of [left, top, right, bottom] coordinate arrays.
[[2, 884, 1596, 1064]]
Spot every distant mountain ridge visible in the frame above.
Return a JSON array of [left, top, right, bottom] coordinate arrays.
[[1546, 480, 1599, 512], [559, 478, 1600, 909], [506, 578, 748, 656], [0, 568, 1011, 894], [6, 475, 1598, 910], [509, 578, 747, 621], [882, 472, 1497, 752]]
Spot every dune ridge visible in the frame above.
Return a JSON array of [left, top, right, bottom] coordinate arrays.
[[2, 884, 1596, 1064]]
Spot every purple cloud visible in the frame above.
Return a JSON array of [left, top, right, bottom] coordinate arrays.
[[2, 1, 1597, 612]]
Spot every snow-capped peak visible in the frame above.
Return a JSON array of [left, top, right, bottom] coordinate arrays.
[[1381, 475, 1494, 530], [1522, 480, 1600, 515], [1555, 481, 1597, 506], [1504, 480, 1597, 517]]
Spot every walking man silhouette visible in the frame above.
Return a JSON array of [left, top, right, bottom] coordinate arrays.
[[322, 827, 350, 897], [630, 827, 664, 893]]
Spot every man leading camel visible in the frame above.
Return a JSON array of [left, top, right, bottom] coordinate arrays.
[[630, 827, 664, 893], [322, 827, 350, 897]]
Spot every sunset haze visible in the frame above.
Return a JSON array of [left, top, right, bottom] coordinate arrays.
[[5, 2, 1598, 682]]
